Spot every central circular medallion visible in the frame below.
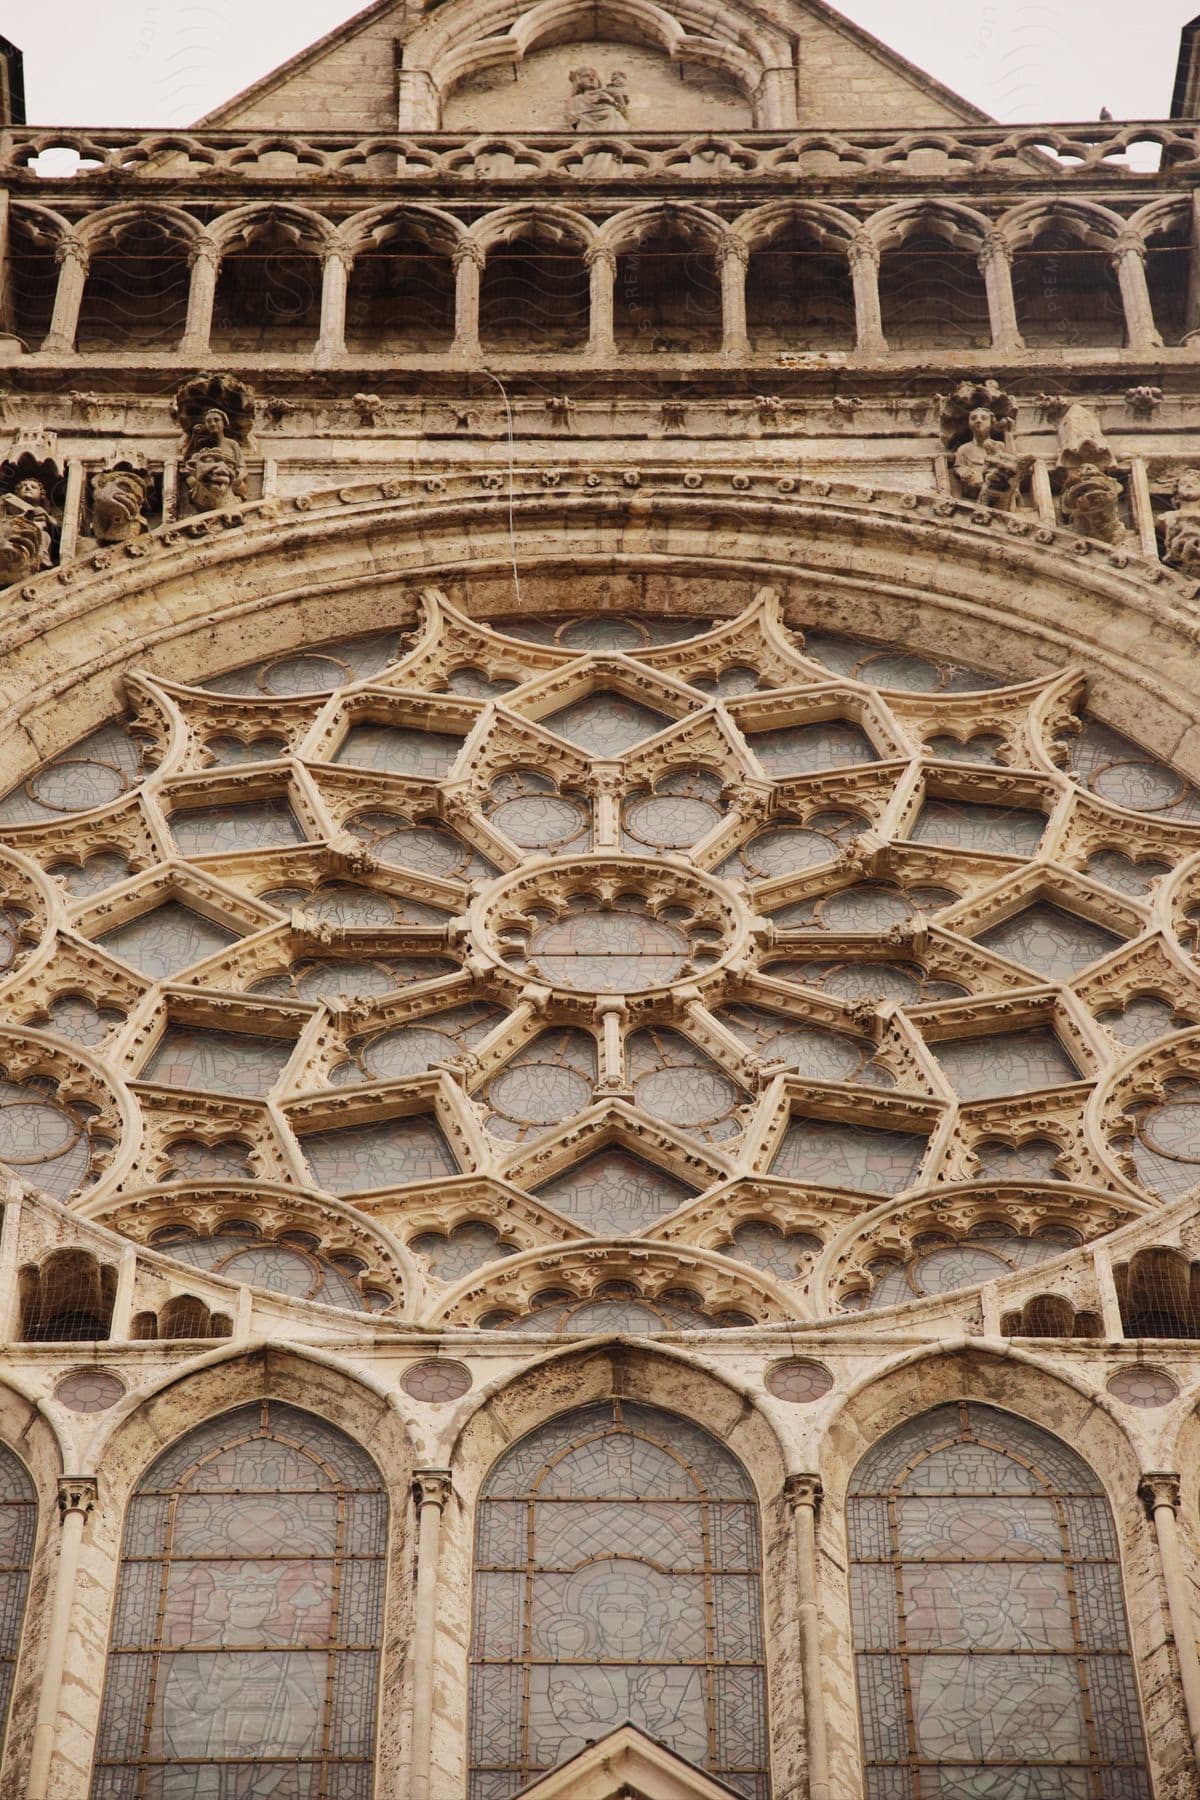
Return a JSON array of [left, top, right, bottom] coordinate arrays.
[[474, 857, 745, 998]]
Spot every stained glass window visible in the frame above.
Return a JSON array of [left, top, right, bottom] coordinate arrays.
[[535, 1151, 697, 1235], [848, 1401, 1149, 1800], [929, 1029, 1081, 1100], [542, 692, 673, 756], [97, 903, 240, 980], [747, 720, 878, 777], [469, 1400, 768, 1799], [333, 724, 464, 778], [0, 1445, 34, 1763], [141, 1028, 296, 1099], [977, 904, 1124, 982], [481, 1030, 597, 1142], [169, 798, 306, 857], [92, 1400, 387, 1799], [150, 1224, 379, 1313], [772, 1116, 928, 1195], [300, 1113, 458, 1194]]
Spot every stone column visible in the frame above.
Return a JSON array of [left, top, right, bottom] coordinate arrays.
[[1112, 233, 1163, 354], [181, 234, 219, 356], [587, 244, 617, 361], [43, 236, 89, 355], [849, 233, 886, 356], [26, 1476, 99, 1800], [718, 235, 750, 358], [452, 240, 484, 359], [316, 241, 353, 362], [1139, 1472, 1200, 1773], [785, 1473, 831, 1800], [409, 1468, 452, 1800], [978, 231, 1024, 352]]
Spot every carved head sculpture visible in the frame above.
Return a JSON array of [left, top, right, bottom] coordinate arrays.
[[967, 406, 998, 444], [91, 469, 150, 544], [0, 511, 46, 587], [184, 449, 239, 512], [15, 476, 47, 505], [1174, 467, 1200, 507]]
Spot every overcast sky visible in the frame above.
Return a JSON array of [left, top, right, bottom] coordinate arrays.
[[11, 0, 1200, 127]]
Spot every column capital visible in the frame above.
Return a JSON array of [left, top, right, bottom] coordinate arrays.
[[1112, 230, 1146, 263], [848, 231, 880, 271], [413, 1468, 453, 1511], [453, 237, 486, 271], [784, 1472, 823, 1513], [717, 232, 750, 270], [322, 238, 356, 272], [188, 234, 220, 270], [54, 235, 88, 271], [56, 1475, 98, 1521], [585, 242, 618, 274], [978, 229, 1013, 268], [1139, 1470, 1182, 1516]]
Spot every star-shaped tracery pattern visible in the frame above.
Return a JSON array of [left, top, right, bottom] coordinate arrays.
[[2, 586, 1199, 1331]]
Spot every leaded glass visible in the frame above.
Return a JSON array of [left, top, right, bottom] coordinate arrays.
[[535, 1151, 696, 1235], [747, 720, 878, 777], [1085, 849, 1171, 895], [410, 1221, 518, 1281], [723, 1220, 822, 1279], [621, 768, 724, 854], [333, 1005, 502, 1086], [973, 1138, 1064, 1181], [252, 954, 458, 1003], [1097, 996, 1183, 1047], [0, 721, 147, 825], [930, 1029, 1081, 1100], [170, 798, 307, 856], [97, 903, 240, 979], [716, 1004, 887, 1086], [977, 905, 1124, 981], [41, 994, 124, 1047], [487, 770, 592, 853], [347, 811, 496, 881], [49, 850, 134, 895], [772, 882, 954, 932], [845, 1225, 1081, 1309], [300, 1114, 458, 1193], [92, 1401, 386, 1798], [1067, 719, 1200, 821], [262, 883, 451, 927], [802, 632, 1000, 693], [910, 799, 1046, 856], [524, 901, 691, 992], [141, 1028, 296, 1098], [202, 631, 407, 696], [489, 1283, 734, 1335], [772, 1116, 928, 1195], [482, 1030, 596, 1142], [332, 724, 464, 777], [627, 1028, 746, 1142], [205, 734, 289, 766], [469, 1401, 767, 1797], [542, 692, 673, 756], [0, 1075, 94, 1198], [848, 1403, 1148, 1797], [495, 614, 707, 648], [151, 1227, 373, 1312]]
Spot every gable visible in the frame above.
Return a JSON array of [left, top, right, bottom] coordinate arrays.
[[199, 0, 987, 134]]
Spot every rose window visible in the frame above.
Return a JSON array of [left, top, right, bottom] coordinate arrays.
[[3, 587, 1200, 1333]]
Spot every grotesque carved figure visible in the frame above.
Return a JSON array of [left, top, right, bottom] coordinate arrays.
[[952, 406, 1030, 510], [0, 507, 48, 587], [566, 68, 630, 132], [0, 473, 58, 583], [90, 467, 152, 544], [1061, 463, 1126, 545], [181, 409, 248, 513], [1160, 468, 1200, 576]]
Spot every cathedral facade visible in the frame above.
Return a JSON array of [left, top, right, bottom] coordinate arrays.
[[1, 3, 1200, 1795]]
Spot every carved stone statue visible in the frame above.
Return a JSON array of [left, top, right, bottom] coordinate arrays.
[[1061, 462, 1125, 545], [183, 446, 244, 512], [90, 467, 152, 544], [0, 475, 58, 581], [1160, 468, 1200, 576], [0, 506, 48, 587], [952, 405, 1031, 510], [566, 67, 630, 132]]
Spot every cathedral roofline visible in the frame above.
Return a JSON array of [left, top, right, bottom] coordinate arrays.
[[192, 0, 992, 131], [1173, 12, 1200, 116], [0, 34, 25, 126]]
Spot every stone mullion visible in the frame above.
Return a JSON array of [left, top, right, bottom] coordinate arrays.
[[452, 240, 484, 358], [181, 234, 219, 356], [785, 1474, 831, 1800], [978, 231, 1024, 351], [718, 235, 750, 358], [849, 233, 886, 356], [409, 1469, 453, 1800], [43, 234, 88, 355], [316, 241, 353, 361], [586, 244, 616, 361], [1139, 1473, 1200, 1775], [26, 1477, 99, 1800], [1112, 233, 1163, 354]]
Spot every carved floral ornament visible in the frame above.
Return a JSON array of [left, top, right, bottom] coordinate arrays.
[[4, 540, 1200, 1340]]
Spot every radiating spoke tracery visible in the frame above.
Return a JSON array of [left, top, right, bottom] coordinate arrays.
[[2, 592, 1198, 1330]]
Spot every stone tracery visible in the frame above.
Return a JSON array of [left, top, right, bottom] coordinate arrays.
[[2, 582, 1198, 1333]]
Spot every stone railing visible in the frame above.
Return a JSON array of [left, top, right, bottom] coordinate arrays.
[[2, 119, 1198, 186]]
